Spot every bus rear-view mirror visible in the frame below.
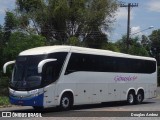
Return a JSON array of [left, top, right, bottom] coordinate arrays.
[[38, 59, 57, 73], [3, 61, 15, 73]]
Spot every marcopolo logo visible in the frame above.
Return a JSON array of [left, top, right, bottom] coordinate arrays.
[[114, 75, 138, 82]]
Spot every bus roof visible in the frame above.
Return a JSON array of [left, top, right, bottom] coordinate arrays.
[[19, 45, 156, 61]]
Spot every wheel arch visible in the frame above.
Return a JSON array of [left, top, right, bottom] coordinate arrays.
[[136, 87, 144, 94], [136, 87, 145, 98], [126, 88, 136, 99], [58, 89, 74, 105]]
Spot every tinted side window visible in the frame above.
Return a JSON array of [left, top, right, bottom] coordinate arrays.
[[65, 53, 90, 74], [48, 52, 68, 77], [143, 60, 156, 73], [42, 52, 67, 85], [43, 62, 56, 84], [65, 53, 156, 74]]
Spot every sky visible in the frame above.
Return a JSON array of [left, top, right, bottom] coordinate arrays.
[[0, 0, 160, 42], [111, 0, 160, 42]]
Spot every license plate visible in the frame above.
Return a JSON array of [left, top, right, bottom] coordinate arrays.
[[18, 101, 24, 104]]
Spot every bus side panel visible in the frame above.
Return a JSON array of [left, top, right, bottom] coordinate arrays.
[[43, 84, 57, 107], [56, 69, 157, 106], [58, 72, 94, 105], [75, 83, 93, 104], [92, 83, 108, 103]]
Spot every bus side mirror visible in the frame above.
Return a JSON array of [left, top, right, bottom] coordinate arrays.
[[3, 61, 15, 74], [38, 59, 57, 73]]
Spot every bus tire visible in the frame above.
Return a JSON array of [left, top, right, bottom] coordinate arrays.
[[136, 91, 144, 104], [127, 91, 136, 105], [59, 93, 72, 111]]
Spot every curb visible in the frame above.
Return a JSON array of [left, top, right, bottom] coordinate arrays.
[[0, 105, 12, 108]]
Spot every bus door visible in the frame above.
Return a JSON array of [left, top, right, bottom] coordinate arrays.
[[42, 62, 57, 107]]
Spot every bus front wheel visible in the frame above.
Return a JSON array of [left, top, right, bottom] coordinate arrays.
[[59, 94, 73, 111]]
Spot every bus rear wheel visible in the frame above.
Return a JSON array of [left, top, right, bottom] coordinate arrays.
[[136, 91, 144, 104], [59, 94, 72, 111], [127, 92, 136, 105]]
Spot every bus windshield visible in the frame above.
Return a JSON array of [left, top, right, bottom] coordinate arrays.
[[10, 55, 46, 91], [10, 52, 68, 91]]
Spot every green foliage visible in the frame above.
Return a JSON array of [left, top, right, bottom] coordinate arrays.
[[0, 69, 9, 96], [14, 0, 118, 47], [0, 25, 4, 68], [116, 35, 149, 56], [149, 29, 160, 47], [84, 31, 108, 49], [141, 35, 150, 46], [16, 0, 43, 13], [0, 96, 10, 106], [0, 76, 8, 88], [128, 46, 149, 56], [4, 11, 18, 42], [149, 29, 160, 65], [3, 32, 46, 61], [68, 36, 80, 46], [115, 35, 127, 53], [102, 42, 120, 52], [0, 76, 9, 96], [4, 12, 17, 30]]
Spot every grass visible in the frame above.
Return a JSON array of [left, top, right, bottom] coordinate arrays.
[[0, 96, 10, 106]]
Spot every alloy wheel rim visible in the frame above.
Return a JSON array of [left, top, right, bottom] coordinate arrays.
[[137, 94, 142, 102], [62, 97, 69, 108], [129, 94, 134, 103]]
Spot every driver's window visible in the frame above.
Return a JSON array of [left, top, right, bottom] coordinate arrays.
[[45, 66, 53, 81], [43, 63, 55, 84]]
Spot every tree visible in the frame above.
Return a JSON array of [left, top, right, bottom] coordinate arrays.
[[0, 25, 4, 68], [4, 11, 18, 42], [3, 32, 46, 62], [115, 35, 127, 53], [14, 0, 118, 47], [102, 42, 120, 52], [67, 36, 81, 46], [84, 30, 108, 48], [116, 35, 149, 56], [141, 35, 151, 56], [149, 29, 160, 65], [141, 35, 150, 46]]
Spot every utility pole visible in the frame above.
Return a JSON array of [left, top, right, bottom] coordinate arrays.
[[120, 3, 138, 51]]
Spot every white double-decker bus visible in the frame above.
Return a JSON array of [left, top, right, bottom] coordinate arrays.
[[3, 45, 157, 110]]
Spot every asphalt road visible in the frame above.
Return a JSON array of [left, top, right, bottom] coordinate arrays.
[[0, 87, 160, 119]]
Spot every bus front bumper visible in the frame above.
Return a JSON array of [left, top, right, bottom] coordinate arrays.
[[9, 93, 44, 106]]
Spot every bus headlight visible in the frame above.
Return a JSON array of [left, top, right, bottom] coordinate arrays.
[[29, 89, 38, 95]]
